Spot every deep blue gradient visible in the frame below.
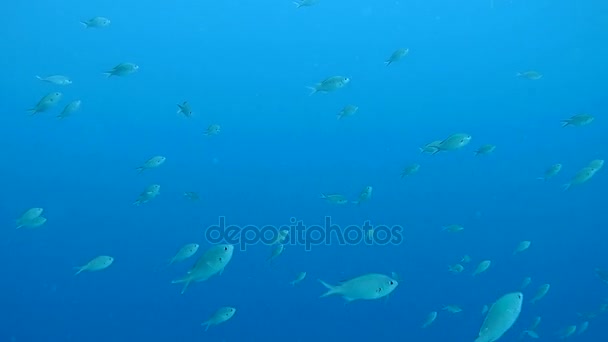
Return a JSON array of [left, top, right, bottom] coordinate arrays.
[[1, 0, 607, 341]]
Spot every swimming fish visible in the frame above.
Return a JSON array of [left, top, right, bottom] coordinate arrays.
[[475, 292, 523, 342], [74, 256, 114, 275], [318, 273, 398, 302]]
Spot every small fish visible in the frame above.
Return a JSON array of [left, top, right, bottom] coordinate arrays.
[[171, 244, 234, 295], [80, 17, 111, 28], [290, 272, 307, 286], [385, 48, 409, 66], [204, 124, 221, 136], [16, 207, 44, 229], [136, 156, 166, 174], [595, 268, 608, 284], [352, 186, 372, 205], [442, 224, 464, 233], [318, 273, 398, 302], [562, 166, 598, 191], [184, 192, 199, 201], [168, 243, 200, 265], [57, 100, 81, 119], [28, 92, 62, 115], [475, 144, 496, 156], [443, 305, 463, 313], [308, 76, 350, 95], [320, 193, 348, 205], [74, 256, 114, 275], [434, 133, 472, 153], [513, 240, 531, 255], [520, 276, 532, 290], [537, 163, 562, 181], [133, 184, 161, 206], [555, 325, 577, 339], [35, 75, 72, 85], [202, 307, 236, 331], [473, 260, 491, 276], [530, 284, 550, 304], [561, 113, 594, 127], [293, 0, 319, 8], [267, 244, 285, 264], [401, 164, 420, 178], [517, 71, 542, 80], [177, 101, 193, 117], [337, 104, 358, 120], [448, 264, 465, 274], [578, 321, 589, 335], [104, 62, 139, 77], [421, 311, 437, 328], [475, 292, 523, 342]]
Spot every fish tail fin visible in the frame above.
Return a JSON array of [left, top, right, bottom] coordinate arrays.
[[73, 266, 84, 276], [103, 72, 113, 78], [561, 120, 570, 127], [536, 176, 546, 181], [293, 2, 301, 7], [171, 277, 192, 295], [318, 279, 338, 298], [80, 21, 90, 28], [307, 86, 317, 96], [319, 193, 327, 199], [202, 322, 210, 331], [561, 183, 571, 191], [385, 60, 392, 66], [35, 75, 42, 80], [135, 167, 144, 174]]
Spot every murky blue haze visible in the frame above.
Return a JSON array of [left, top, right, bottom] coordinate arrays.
[[1, 0, 607, 341]]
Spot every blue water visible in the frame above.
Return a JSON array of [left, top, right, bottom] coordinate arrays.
[[2, 0, 607, 341]]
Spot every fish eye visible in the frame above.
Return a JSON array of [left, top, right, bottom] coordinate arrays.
[[390, 281, 394, 285], [224, 247, 228, 251]]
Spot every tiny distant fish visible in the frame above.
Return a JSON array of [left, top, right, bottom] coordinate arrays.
[[517, 71, 542, 80], [204, 124, 221, 136], [57, 100, 81, 119], [308, 76, 350, 95], [177, 101, 193, 117], [294, 0, 319, 8], [104, 62, 139, 77], [28, 92, 62, 115], [385, 48, 409, 66], [35, 75, 72, 85], [81, 17, 111, 28]]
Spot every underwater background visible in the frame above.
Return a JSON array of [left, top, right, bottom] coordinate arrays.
[[1, 0, 607, 341]]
